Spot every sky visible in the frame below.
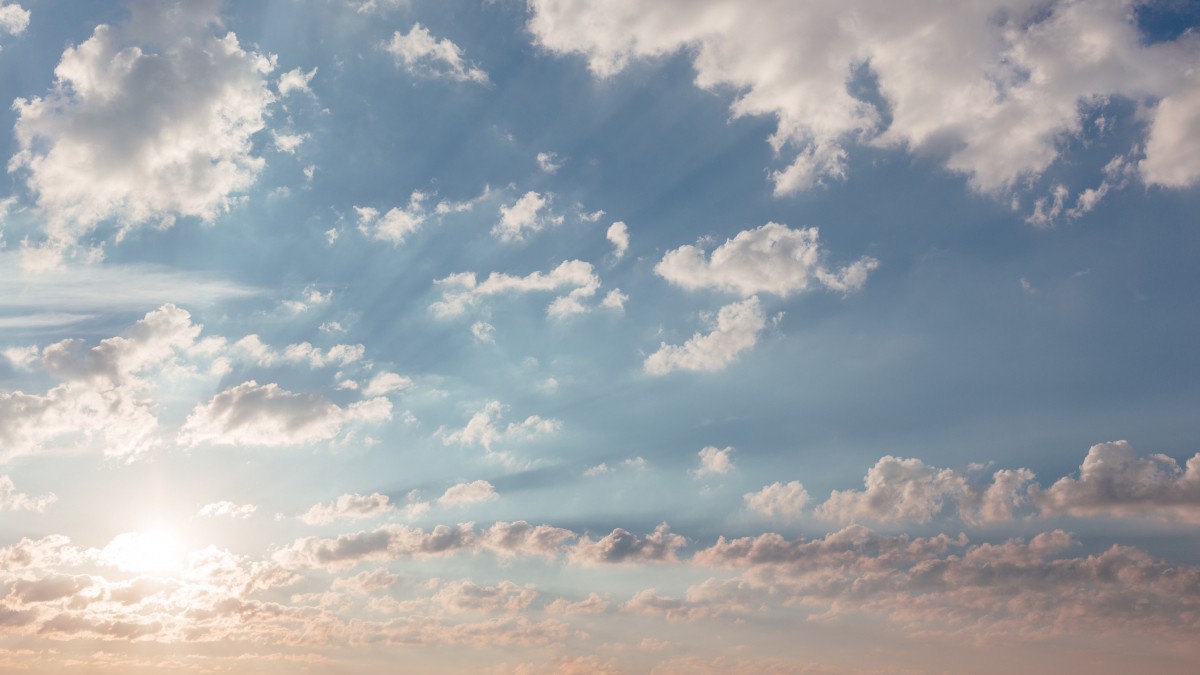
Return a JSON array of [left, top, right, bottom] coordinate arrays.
[[0, 0, 1199, 672]]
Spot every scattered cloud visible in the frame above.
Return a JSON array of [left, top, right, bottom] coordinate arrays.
[[606, 221, 629, 260], [656, 223, 877, 297], [0, 476, 57, 512], [438, 480, 499, 507], [301, 493, 395, 525], [693, 446, 734, 477], [197, 501, 257, 519], [430, 260, 600, 319], [644, 297, 766, 375], [11, 0, 275, 255], [536, 151, 562, 174], [277, 66, 317, 96], [492, 191, 564, 243], [743, 481, 809, 519], [384, 23, 488, 84]]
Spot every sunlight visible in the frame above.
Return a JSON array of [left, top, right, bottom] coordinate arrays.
[[101, 530, 184, 574]]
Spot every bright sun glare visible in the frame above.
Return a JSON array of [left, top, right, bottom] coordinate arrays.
[[102, 530, 184, 574]]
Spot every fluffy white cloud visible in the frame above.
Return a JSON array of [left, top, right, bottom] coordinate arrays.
[[527, 0, 1200, 195], [492, 191, 564, 243], [438, 480, 499, 507], [10, 0, 275, 253], [384, 23, 487, 84], [1139, 76, 1200, 188], [438, 400, 561, 460], [196, 500, 256, 519], [356, 191, 428, 244], [816, 456, 969, 524], [606, 221, 629, 260], [743, 481, 809, 518], [430, 260, 600, 319], [600, 289, 628, 312], [656, 223, 877, 297], [362, 371, 413, 397], [282, 342, 365, 368], [178, 381, 391, 448], [301, 493, 395, 525], [1031, 440, 1200, 522], [644, 297, 765, 375], [693, 446, 734, 477], [0, 2, 29, 39], [0, 476, 57, 512], [0, 304, 216, 461], [277, 66, 317, 96]]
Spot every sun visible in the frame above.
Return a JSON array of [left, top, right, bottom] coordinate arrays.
[[101, 530, 184, 574]]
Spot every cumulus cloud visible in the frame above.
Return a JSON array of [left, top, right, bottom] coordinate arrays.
[[693, 446, 734, 477], [429, 260, 600, 319], [0, 304, 216, 461], [606, 221, 629, 260], [492, 191, 565, 243], [10, 0, 275, 254], [656, 223, 877, 297], [438, 480, 499, 507], [196, 501, 256, 519], [693, 524, 1200, 640], [527, 0, 1200, 196], [362, 371, 413, 396], [569, 524, 686, 565], [384, 23, 488, 84], [277, 66, 317, 96], [356, 191, 428, 244], [0, 476, 57, 512], [438, 400, 561, 463], [1140, 76, 1200, 188], [743, 481, 809, 519], [178, 381, 391, 448], [0, 2, 29, 40], [644, 297, 765, 375], [301, 493, 395, 525], [1031, 440, 1200, 522], [282, 342, 365, 368], [600, 289, 628, 312], [479, 521, 576, 560]]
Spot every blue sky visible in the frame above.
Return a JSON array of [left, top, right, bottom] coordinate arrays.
[[2, 1, 1200, 672]]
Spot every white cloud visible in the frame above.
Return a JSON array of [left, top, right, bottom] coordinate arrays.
[[277, 66, 317, 96], [600, 289, 628, 312], [356, 191, 428, 244], [656, 223, 876, 297], [744, 481, 809, 519], [693, 446, 734, 477], [438, 400, 561, 457], [471, 321, 496, 344], [1030, 440, 1200, 522], [527, 0, 1200, 194], [272, 130, 310, 154], [492, 191, 564, 243], [178, 381, 391, 448], [363, 371, 413, 397], [301, 493, 395, 525], [197, 501, 257, 519], [0, 476, 57, 512], [0, 2, 29, 39], [430, 260, 600, 319], [606, 221, 629, 260], [644, 296, 765, 375], [10, 0, 275, 254], [536, 151, 562, 173], [1140, 76, 1200, 188], [384, 23, 488, 84], [282, 342, 365, 368], [438, 480, 499, 507]]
